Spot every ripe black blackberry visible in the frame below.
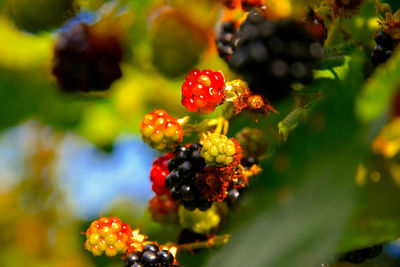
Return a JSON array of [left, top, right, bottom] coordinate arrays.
[[339, 244, 383, 264], [371, 32, 394, 66], [52, 23, 123, 93], [166, 143, 212, 211], [227, 8, 323, 102], [240, 156, 259, 169], [216, 21, 235, 60], [125, 243, 176, 267]]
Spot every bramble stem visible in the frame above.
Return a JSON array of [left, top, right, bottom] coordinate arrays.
[[177, 234, 231, 252]]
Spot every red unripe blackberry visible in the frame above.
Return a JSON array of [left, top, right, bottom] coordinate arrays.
[[181, 69, 225, 114], [148, 195, 178, 223], [150, 153, 174, 196], [52, 22, 123, 92]]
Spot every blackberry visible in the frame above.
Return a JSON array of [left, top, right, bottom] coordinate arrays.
[[227, 188, 242, 207], [226, 8, 323, 102], [241, 156, 259, 169], [371, 32, 394, 66], [125, 243, 176, 267], [166, 144, 212, 211], [216, 21, 235, 60], [339, 244, 383, 264], [52, 22, 123, 92]]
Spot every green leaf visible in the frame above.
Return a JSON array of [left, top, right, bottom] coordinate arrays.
[[356, 50, 400, 123], [278, 103, 315, 142], [337, 217, 400, 252]]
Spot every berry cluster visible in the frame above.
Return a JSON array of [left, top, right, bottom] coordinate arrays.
[[221, 8, 323, 102], [166, 144, 213, 211], [150, 153, 174, 195], [85, 216, 135, 257], [181, 69, 225, 114], [339, 244, 383, 264], [200, 133, 237, 167], [52, 23, 123, 92], [125, 244, 177, 267], [371, 32, 394, 66], [140, 110, 184, 151]]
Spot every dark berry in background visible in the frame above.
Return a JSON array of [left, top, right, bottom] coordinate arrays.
[[216, 21, 235, 60], [339, 244, 383, 264], [52, 22, 123, 93], [166, 144, 212, 211], [224, 8, 323, 102], [371, 32, 394, 66]]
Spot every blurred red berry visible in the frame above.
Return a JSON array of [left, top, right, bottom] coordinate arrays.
[[150, 153, 174, 196]]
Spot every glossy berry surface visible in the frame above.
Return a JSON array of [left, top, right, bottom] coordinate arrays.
[[166, 144, 212, 211], [140, 110, 184, 151], [225, 8, 323, 102], [181, 69, 225, 114], [371, 32, 394, 66], [85, 216, 135, 257], [150, 153, 174, 195], [52, 23, 123, 92], [125, 243, 176, 267], [200, 133, 236, 167]]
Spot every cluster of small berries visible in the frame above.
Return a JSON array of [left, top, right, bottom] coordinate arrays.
[[140, 110, 184, 151], [339, 244, 383, 264], [52, 23, 123, 92], [166, 144, 213, 211], [200, 133, 237, 167], [217, 7, 323, 102], [371, 32, 394, 66], [181, 69, 225, 114], [85, 217, 138, 257], [125, 244, 177, 267]]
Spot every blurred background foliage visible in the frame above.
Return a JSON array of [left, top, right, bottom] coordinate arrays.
[[2, 0, 400, 267]]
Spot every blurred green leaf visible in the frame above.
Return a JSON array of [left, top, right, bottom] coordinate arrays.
[[356, 51, 400, 123], [337, 217, 400, 252]]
